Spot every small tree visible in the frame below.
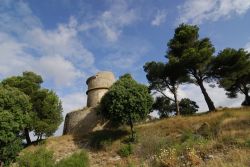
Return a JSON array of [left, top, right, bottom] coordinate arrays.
[[152, 96, 174, 118], [0, 86, 31, 165], [179, 98, 199, 115], [144, 60, 188, 115], [153, 96, 199, 118], [100, 74, 153, 140], [212, 48, 250, 106]]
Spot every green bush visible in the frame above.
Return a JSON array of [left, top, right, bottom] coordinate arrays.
[[17, 147, 89, 167], [56, 150, 89, 167], [118, 144, 133, 157], [17, 147, 54, 167], [245, 139, 250, 148]]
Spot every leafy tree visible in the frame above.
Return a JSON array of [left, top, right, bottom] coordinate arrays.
[[100, 74, 153, 140], [168, 24, 216, 111], [1, 71, 42, 144], [144, 59, 188, 115], [212, 48, 250, 106], [1, 72, 63, 144], [32, 89, 63, 139], [152, 96, 174, 118], [0, 86, 31, 165], [153, 96, 199, 118], [178, 98, 199, 115], [32, 88, 62, 141]]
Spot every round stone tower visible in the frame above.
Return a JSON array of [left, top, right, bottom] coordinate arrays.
[[86, 71, 115, 107]]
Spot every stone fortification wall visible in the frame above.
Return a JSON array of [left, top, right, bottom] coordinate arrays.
[[86, 71, 115, 107], [63, 71, 115, 135], [63, 107, 105, 135]]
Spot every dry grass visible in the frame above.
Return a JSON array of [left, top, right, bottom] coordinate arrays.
[[21, 107, 250, 167], [201, 148, 250, 167]]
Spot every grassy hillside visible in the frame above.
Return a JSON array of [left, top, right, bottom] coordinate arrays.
[[20, 107, 250, 167]]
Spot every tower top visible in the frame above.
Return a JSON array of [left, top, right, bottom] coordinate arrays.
[[86, 71, 115, 107]]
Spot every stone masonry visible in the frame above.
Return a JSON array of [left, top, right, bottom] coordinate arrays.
[[63, 71, 115, 135]]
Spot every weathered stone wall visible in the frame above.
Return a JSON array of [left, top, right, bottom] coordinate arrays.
[[86, 71, 115, 107], [63, 71, 115, 135], [63, 107, 106, 135]]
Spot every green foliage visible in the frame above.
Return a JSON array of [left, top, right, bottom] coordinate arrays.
[[245, 139, 250, 148], [100, 74, 153, 140], [56, 150, 89, 167], [0, 86, 31, 165], [168, 24, 216, 111], [17, 147, 89, 167], [152, 96, 173, 118], [17, 147, 54, 167], [213, 48, 250, 106], [1, 71, 43, 97], [32, 89, 63, 138], [1, 71, 63, 143], [153, 96, 199, 117], [118, 144, 133, 157], [144, 60, 188, 115], [179, 98, 199, 115]]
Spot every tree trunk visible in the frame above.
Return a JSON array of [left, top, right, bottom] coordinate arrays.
[[173, 87, 180, 116], [243, 92, 250, 106], [197, 80, 216, 111], [129, 116, 135, 142], [24, 128, 31, 145]]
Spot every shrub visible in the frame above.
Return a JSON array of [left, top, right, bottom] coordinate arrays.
[[17, 148, 89, 167], [137, 135, 168, 159], [17, 147, 54, 167], [245, 139, 250, 148], [56, 150, 89, 167], [118, 144, 133, 157]]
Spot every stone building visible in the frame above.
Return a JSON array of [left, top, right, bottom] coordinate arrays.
[[86, 71, 115, 107], [63, 71, 115, 135]]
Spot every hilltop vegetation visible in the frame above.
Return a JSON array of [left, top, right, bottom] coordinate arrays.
[[15, 107, 250, 167]]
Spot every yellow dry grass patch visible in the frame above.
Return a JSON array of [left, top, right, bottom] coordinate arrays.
[[21, 107, 250, 166]]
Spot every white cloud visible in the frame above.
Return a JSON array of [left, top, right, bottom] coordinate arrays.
[[38, 56, 83, 86], [151, 10, 167, 26], [0, 32, 34, 76], [245, 42, 250, 52], [79, 0, 138, 42], [61, 92, 87, 117], [153, 82, 244, 112], [178, 83, 244, 112], [0, 1, 95, 87], [102, 40, 150, 70], [178, 0, 250, 24]]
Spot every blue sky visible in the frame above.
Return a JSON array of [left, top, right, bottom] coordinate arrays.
[[1, 0, 250, 135]]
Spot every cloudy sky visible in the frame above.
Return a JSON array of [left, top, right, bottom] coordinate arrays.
[[1, 0, 249, 135]]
